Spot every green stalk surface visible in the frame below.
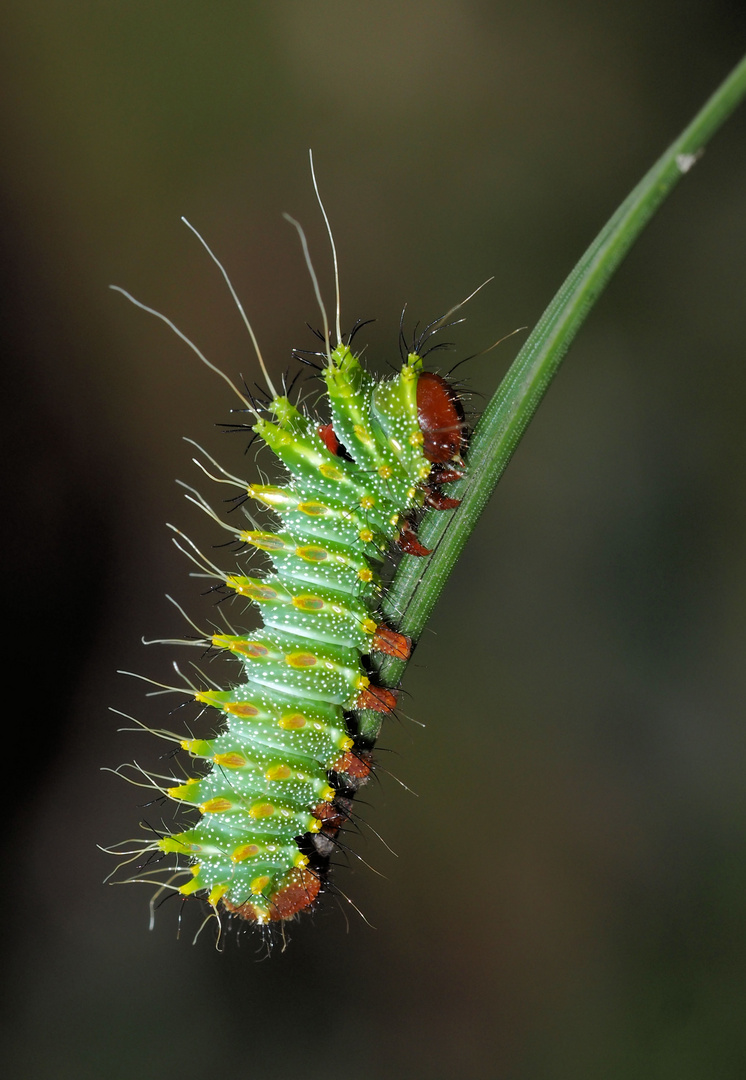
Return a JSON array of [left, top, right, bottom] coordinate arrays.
[[361, 53, 746, 737]]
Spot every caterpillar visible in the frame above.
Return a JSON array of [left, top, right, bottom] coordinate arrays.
[[109, 161, 470, 935]]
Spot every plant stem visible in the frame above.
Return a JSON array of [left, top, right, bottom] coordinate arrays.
[[360, 52, 746, 734]]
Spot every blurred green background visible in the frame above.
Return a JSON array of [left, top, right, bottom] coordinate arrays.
[[2, 3, 746, 1078]]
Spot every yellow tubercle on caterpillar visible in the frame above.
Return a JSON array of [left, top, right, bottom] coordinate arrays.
[[352, 423, 375, 448], [291, 594, 325, 612], [278, 712, 307, 730], [213, 752, 247, 769], [179, 882, 202, 898], [201, 797, 233, 813], [246, 483, 288, 508], [235, 640, 270, 658], [294, 544, 330, 563], [193, 689, 234, 711], [159, 836, 200, 855], [224, 701, 261, 718], [179, 881, 202, 898], [181, 737, 212, 756], [249, 484, 335, 521], [285, 651, 318, 669], [359, 494, 375, 509], [251, 876, 271, 895], [263, 764, 331, 787], [210, 634, 263, 658], [265, 763, 293, 782], [225, 575, 281, 602], [249, 802, 275, 819], [193, 690, 265, 720], [231, 843, 260, 863], [240, 530, 289, 553], [296, 500, 331, 516], [318, 463, 345, 481], [208, 884, 228, 908], [168, 778, 200, 802], [179, 872, 203, 898]]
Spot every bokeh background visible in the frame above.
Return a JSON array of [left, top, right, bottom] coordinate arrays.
[[2, 4, 746, 1078]]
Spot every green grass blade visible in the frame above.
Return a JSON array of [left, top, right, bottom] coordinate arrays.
[[364, 52, 746, 720]]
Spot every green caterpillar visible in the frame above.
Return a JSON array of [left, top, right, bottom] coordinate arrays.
[[110, 163, 468, 931]]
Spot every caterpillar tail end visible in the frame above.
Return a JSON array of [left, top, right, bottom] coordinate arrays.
[[222, 866, 321, 924]]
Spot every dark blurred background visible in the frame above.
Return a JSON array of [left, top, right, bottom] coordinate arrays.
[[2, 3, 746, 1078]]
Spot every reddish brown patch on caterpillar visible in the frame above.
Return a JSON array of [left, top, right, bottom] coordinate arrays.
[[222, 867, 321, 922], [396, 519, 432, 557], [416, 371, 466, 464], [332, 749, 372, 781], [268, 867, 321, 920], [313, 799, 348, 831], [318, 423, 342, 456], [431, 462, 465, 484], [424, 486, 461, 511], [372, 624, 411, 660], [357, 683, 398, 712]]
